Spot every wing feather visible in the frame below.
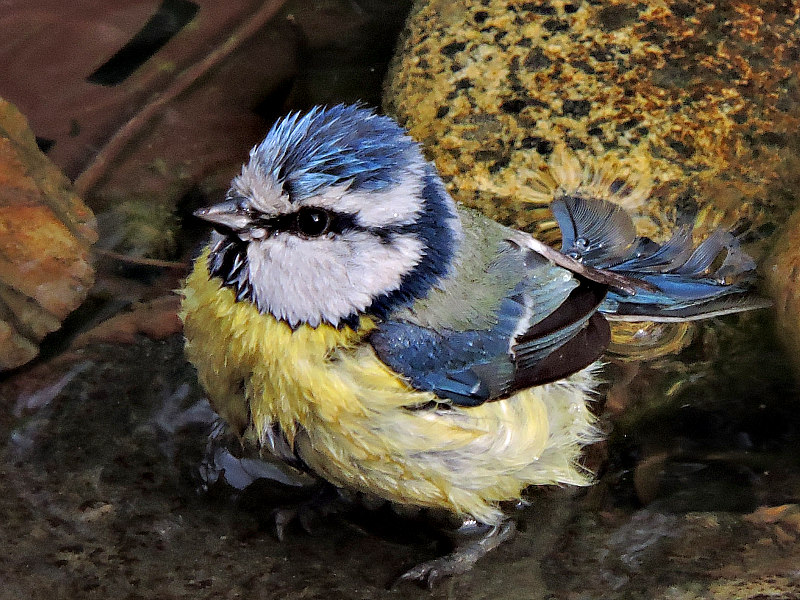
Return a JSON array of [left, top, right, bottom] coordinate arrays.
[[370, 209, 609, 406], [370, 195, 766, 407]]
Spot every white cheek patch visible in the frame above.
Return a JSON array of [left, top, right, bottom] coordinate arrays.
[[246, 231, 426, 327], [343, 231, 426, 300], [301, 171, 426, 229]]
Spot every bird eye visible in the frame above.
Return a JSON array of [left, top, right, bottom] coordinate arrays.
[[296, 207, 330, 237]]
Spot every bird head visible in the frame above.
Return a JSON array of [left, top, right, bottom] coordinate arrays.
[[195, 105, 461, 329]]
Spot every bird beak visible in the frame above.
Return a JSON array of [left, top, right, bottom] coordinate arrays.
[[193, 200, 252, 232]]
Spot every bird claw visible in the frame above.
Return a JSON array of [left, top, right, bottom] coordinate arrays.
[[394, 521, 516, 588], [396, 559, 450, 589]]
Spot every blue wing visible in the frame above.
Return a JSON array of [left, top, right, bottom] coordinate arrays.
[[370, 209, 610, 407], [370, 196, 765, 407]]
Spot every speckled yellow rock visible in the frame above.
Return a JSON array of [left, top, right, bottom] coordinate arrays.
[[765, 209, 800, 374], [386, 0, 799, 238], [0, 98, 97, 370], [385, 0, 800, 357]]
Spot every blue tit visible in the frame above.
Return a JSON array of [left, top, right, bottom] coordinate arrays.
[[180, 104, 767, 583]]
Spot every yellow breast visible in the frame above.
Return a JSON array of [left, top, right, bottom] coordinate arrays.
[[180, 248, 599, 524]]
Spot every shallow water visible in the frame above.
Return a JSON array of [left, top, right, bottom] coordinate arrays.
[[2, 318, 799, 598]]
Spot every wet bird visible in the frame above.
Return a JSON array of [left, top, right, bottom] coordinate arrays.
[[180, 104, 766, 584]]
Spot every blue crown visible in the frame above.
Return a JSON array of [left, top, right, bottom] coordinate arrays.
[[251, 104, 421, 200]]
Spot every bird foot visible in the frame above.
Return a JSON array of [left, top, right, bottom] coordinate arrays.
[[395, 520, 516, 588]]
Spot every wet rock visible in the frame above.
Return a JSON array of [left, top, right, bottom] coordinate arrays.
[[765, 207, 800, 377], [385, 0, 800, 245], [543, 507, 800, 599], [0, 97, 97, 370]]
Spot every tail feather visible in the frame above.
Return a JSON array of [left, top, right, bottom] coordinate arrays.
[[551, 195, 769, 321]]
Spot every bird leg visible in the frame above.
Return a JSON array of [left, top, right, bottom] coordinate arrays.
[[396, 519, 516, 588]]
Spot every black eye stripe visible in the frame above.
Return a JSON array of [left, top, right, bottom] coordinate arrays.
[[253, 209, 412, 240], [253, 209, 353, 236]]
